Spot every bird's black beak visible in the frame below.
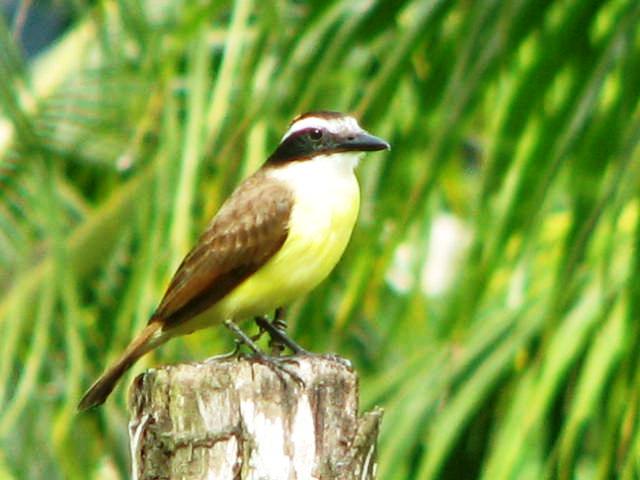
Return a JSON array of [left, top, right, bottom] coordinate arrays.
[[339, 131, 390, 152]]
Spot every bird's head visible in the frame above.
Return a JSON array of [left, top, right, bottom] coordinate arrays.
[[267, 111, 389, 165]]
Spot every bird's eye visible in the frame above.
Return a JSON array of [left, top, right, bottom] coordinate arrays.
[[309, 128, 323, 141]]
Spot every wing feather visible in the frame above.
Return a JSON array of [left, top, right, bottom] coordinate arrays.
[[152, 171, 293, 327]]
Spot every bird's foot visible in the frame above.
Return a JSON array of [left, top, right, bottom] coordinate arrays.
[[254, 311, 311, 356], [223, 319, 264, 355], [222, 319, 303, 386], [243, 351, 305, 388]]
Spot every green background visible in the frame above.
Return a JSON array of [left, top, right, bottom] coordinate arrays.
[[1, 0, 640, 478]]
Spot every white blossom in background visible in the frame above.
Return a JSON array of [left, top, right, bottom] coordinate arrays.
[[421, 214, 472, 296], [386, 213, 472, 297]]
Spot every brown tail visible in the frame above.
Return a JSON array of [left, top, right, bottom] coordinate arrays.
[[77, 321, 163, 411]]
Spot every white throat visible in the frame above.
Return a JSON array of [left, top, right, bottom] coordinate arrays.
[[266, 151, 362, 242], [268, 151, 362, 186]]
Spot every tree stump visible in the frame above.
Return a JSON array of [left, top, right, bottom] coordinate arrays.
[[128, 355, 383, 479]]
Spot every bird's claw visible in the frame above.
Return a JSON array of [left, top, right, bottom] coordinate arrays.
[[245, 352, 305, 388]]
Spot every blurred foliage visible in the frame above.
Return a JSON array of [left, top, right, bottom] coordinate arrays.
[[0, 0, 639, 478]]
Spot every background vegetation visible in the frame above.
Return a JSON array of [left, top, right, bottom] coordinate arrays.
[[1, 0, 639, 478]]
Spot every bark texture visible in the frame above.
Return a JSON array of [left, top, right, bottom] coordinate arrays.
[[128, 355, 383, 480]]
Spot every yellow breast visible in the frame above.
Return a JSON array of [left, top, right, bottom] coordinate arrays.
[[211, 153, 362, 321]]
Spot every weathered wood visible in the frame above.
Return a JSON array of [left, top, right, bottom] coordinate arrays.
[[128, 355, 383, 479]]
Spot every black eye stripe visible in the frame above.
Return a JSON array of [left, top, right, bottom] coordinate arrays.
[[267, 128, 326, 162], [269, 126, 364, 163], [286, 127, 326, 141]]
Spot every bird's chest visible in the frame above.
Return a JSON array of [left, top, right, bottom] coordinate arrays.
[[266, 157, 361, 294], [288, 174, 359, 241], [285, 155, 359, 242]]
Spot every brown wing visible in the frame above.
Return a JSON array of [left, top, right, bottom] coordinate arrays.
[[152, 171, 293, 328]]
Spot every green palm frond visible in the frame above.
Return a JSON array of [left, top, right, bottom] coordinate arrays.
[[1, 0, 639, 478]]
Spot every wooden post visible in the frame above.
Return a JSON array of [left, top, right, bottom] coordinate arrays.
[[128, 355, 383, 479]]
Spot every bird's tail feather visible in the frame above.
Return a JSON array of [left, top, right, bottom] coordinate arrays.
[[77, 321, 163, 412]]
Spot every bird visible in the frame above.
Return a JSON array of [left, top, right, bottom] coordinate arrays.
[[78, 111, 389, 411]]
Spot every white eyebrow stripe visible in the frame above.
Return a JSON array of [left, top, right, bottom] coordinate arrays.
[[281, 116, 362, 141], [282, 117, 332, 141]]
